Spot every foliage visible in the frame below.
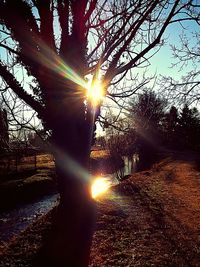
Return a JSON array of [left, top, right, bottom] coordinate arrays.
[[177, 105, 200, 150], [163, 106, 179, 147]]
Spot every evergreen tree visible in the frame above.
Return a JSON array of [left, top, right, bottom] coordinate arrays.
[[163, 106, 179, 147], [178, 105, 200, 150]]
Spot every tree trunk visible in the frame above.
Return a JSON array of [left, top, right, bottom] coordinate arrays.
[[51, 158, 96, 267], [34, 106, 96, 266]]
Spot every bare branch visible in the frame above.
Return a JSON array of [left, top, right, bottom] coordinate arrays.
[[0, 61, 44, 116]]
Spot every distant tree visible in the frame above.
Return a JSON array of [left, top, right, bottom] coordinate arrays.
[[130, 91, 166, 129], [128, 91, 167, 168], [104, 110, 135, 157], [178, 105, 200, 150], [95, 136, 106, 148], [28, 130, 50, 151], [163, 106, 179, 147]]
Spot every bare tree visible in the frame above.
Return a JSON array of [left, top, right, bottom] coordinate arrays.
[[160, 30, 200, 105], [0, 1, 199, 266]]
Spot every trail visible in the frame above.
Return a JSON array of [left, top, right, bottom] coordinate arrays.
[[89, 159, 200, 267]]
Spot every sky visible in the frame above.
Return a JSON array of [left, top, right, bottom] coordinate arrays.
[[148, 21, 199, 78]]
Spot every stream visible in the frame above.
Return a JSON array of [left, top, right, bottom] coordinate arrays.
[[0, 194, 59, 242], [0, 156, 136, 243]]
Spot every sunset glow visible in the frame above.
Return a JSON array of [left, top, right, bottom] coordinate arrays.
[[91, 177, 111, 199]]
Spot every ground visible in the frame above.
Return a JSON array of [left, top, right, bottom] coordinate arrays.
[[0, 151, 199, 266], [90, 151, 200, 266]]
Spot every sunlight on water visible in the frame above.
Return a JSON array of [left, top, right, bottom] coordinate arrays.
[[91, 177, 111, 199]]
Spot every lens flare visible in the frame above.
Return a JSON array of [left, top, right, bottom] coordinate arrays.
[[87, 79, 104, 107], [91, 177, 111, 199]]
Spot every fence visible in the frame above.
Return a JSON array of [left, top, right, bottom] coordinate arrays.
[[0, 151, 54, 176]]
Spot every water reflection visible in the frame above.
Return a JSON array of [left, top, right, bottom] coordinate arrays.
[[0, 194, 59, 242], [115, 154, 139, 181]]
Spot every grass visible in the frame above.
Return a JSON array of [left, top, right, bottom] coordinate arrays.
[[0, 169, 56, 211], [0, 154, 57, 210], [0, 154, 54, 177], [0, 209, 55, 266], [90, 150, 110, 159], [90, 156, 199, 266]]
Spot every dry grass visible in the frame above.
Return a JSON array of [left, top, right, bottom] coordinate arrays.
[[90, 152, 200, 266], [130, 155, 200, 233], [0, 154, 55, 176], [0, 210, 54, 267], [90, 150, 110, 159]]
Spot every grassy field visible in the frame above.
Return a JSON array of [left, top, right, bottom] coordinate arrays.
[[0, 154, 56, 210], [90, 150, 110, 159], [0, 153, 54, 176]]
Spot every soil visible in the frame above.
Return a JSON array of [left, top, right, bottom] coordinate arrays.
[[0, 151, 199, 267]]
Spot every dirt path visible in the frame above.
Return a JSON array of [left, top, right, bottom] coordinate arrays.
[[90, 192, 185, 266], [90, 156, 200, 267]]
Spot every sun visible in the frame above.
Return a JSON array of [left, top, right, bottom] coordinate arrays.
[[86, 78, 104, 107], [91, 177, 111, 199]]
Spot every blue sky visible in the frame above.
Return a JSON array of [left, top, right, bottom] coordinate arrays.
[[148, 20, 199, 79]]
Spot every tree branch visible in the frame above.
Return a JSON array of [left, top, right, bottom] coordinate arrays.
[[35, 0, 56, 50], [112, 0, 180, 79], [0, 61, 44, 116], [0, 43, 20, 56], [58, 0, 69, 55]]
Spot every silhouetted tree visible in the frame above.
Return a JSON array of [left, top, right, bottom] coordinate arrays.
[[95, 136, 106, 148], [178, 105, 200, 150], [163, 106, 179, 147], [129, 91, 167, 168], [0, 1, 199, 266], [161, 31, 200, 105], [28, 130, 50, 151]]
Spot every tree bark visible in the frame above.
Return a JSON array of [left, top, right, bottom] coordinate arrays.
[[34, 101, 96, 266]]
